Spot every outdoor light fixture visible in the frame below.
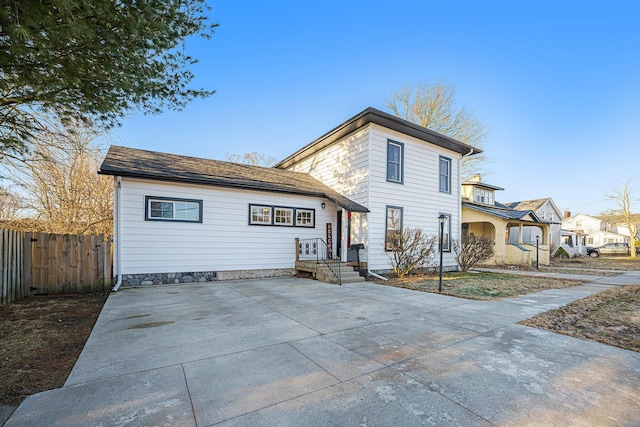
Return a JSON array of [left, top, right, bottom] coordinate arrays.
[[438, 214, 447, 292], [321, 202, 326, 209]]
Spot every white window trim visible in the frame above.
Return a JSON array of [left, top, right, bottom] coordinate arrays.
[[249, 204, 273, 225], [145, 196, 202, 223], [274, 207, 294, 226], [249, 204, 316, 228], [295, 209, 315, 227]]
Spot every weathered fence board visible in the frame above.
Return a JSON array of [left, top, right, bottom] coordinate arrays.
[[1, 229, 26, 305], [1, 229, 113, 304]]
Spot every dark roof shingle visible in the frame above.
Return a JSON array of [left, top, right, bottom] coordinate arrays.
[[463, 201, 540, 222], [99, 146, 369, 212]]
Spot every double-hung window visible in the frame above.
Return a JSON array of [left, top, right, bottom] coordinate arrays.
[[439, 156, 451, 193], [385, 206, 403, 251], [439, 213, 451, 252], [145, 196, 202, 222], [387, 140, 404, 184]]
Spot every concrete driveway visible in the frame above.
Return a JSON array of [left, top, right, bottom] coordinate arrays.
[[5, 277, 640, 426]]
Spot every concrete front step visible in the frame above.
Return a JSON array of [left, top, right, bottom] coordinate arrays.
[[295, 260, 365, 284]]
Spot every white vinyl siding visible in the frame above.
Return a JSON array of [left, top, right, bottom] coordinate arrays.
[[281, 123, 462, 271], [367, 124, 461, 271], [118, 178, 335, 275], [284, 128, 371, 259]]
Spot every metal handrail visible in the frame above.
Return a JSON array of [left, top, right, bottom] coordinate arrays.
[[297, 238, 341, 285]]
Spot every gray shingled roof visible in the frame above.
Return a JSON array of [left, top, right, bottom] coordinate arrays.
[[463, 201, 540, 222], [275, 107, 481, 170], [506, 198, 550, 211], [99, 146, 369, 212]]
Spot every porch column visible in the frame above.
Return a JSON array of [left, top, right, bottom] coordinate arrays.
[[340, 209, 349, 262], [518, 224, 524, 244]]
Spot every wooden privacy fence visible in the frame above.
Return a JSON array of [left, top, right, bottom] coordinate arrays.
[[0, 229, 113, 305], [1, 229, 25, 305]]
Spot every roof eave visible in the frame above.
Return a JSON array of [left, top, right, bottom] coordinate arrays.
[[275, 107, 481, 169], [100, 169, 369, 213]]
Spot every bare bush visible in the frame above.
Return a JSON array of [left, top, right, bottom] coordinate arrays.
[[386, 226, 438, 278], [453, 234, 494, 271]]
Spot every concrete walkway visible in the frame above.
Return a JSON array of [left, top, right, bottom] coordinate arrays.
[[4, 274, 640, 426]]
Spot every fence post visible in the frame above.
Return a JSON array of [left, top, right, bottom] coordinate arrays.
[[23, 232, 33, 298]]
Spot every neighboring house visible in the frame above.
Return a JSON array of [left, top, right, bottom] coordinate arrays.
[[562, 213, 630, 248], [505, 198, 562, 254], [559, 229, 586, 258], [100, 107, 480, 286], [461, 176, 551, 266]]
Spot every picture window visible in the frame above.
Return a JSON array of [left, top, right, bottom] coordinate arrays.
[[145, 196, 202, 223]]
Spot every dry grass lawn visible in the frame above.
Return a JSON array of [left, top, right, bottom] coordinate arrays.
[[0, 293, 107, 406], [520, 285, 640, 352], [551, 256, 640, 271], [376, 271, 586, 300]]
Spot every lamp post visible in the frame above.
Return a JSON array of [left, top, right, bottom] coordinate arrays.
[[438, 214, 447, 292], [536, 236, 539, 270]]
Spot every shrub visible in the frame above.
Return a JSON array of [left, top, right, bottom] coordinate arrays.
[[386, 226, 438, 278], [453, 234, 494, 271], [554, 247, 570, 258]]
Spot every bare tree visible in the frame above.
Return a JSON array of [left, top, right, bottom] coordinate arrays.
[[226, 152, 277, 167], [0, 185, 23, 220], [453, 234, 494, 271], [387, 82, 487, 179], [5, 123, 113, 235], [607, 178, 638, 258], [386, 226, 438, 278]]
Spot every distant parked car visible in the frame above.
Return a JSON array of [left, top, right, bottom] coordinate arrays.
[[586, 242, 634, 257]]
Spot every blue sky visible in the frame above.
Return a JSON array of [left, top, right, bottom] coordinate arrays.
[[105, 1, 640, 216]]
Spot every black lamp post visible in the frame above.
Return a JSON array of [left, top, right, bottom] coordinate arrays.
[[438, 214, 447, 292], [536, 235, 539, 270]]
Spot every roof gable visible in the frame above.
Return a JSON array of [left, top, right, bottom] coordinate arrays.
[[275, 107, 481, 169], [99, 146, 369, 212], [463, 201, 541, 222]]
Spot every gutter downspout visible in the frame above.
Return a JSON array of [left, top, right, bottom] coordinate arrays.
[[457, 148, 475, 271], [112, 176, 123, 292]]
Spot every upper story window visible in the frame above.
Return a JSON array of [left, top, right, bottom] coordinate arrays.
[[386, 140, 404, 184], [145, 196, 202, 223], [439, 156, 451, 193], [474, 188, 494, 205]]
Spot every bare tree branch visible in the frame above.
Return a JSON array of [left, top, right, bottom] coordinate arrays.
[[387, 82, 487, 179]]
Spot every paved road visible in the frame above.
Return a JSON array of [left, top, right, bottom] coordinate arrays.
[[4, 275, 640, 426]]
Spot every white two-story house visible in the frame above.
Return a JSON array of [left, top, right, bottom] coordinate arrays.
[[562, 213, 630, 247], [99, 107, 480, 286]]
